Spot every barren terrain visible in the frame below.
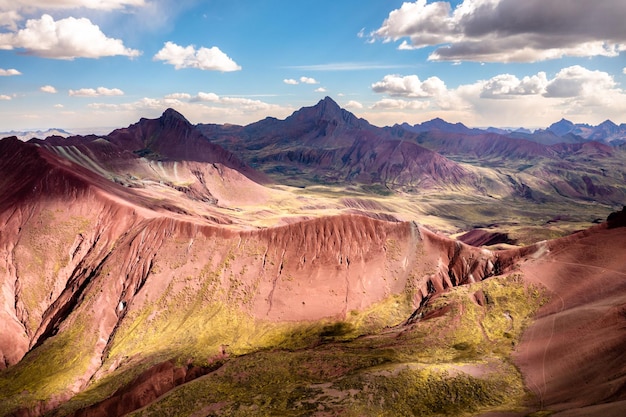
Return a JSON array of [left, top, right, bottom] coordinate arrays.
[[0, 101, 625, 416]]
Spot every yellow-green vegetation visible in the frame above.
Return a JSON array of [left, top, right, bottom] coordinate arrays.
[[14, 209, 94, 333], [0, 316, 97, 415], [85, 274, 545, 417]]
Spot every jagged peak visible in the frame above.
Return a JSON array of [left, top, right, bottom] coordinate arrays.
[[287, 96, 368, 129], [160, 108, 191, 125], [313, 96, 343, 118]]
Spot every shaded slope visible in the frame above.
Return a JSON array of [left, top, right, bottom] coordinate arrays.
[[514, 214, 626, 415]]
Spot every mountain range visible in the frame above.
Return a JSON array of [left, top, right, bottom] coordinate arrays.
[[0, 97, 625, 416], [399, 115, 626, 146], [0, 128, 72, 142]]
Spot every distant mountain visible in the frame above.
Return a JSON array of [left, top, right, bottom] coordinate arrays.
[[399, 118, 484, 135], [546, 118, 626, 145], [0, 128, 72, 141], [396, 121, 624, 205], [399, 117, 626, 147], [199, 97, 480, 191], [34, 108, 265, 184]]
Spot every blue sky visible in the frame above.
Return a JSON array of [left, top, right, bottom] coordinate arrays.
[[1, 0, 625, 132]]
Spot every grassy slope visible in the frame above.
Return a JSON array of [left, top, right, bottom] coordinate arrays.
[[106, 274, 546, 417]]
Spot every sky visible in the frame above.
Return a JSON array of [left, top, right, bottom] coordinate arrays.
[[1, 0, 626, 133]]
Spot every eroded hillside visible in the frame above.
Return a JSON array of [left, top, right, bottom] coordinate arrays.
[[1, 104, 625, 417]]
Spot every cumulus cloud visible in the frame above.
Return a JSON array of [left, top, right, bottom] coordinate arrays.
[[283, 78, 298, 85], [191, 92, 220, 102], [299, 76, 318, 84], [371, 74, 447, 98], [544, 66, 617, 98], [480, 72, 548, 98], [372, 98, 430, 110], [0, 68, 20, 76], [368, 65, 626, 126], [372, 0, 626, 62], [344, 100, 364, 109], [69, 87, 124, 97], [153, 41, 241, 72], [0, 14, 140, 59], [0, 94, 11, 100], [83, 94, 294, 128], [315, 87, 327, 93], [40, 85, 57, 93]]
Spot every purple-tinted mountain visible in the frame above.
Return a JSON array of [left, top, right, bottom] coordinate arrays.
[[398, 118, 485, 135], [402, 116, 626, 147], [31, 108, 266, 184], [546, 118, 626, 145], [199, 97, 479, 191], [395, 122, 625, 205]]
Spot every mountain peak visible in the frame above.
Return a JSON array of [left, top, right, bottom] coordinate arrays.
[[597, 119, 617, 128], [161, 108, 191, 126], [287, 96, 368, 129], [314, 96, 342, 117], [548, 118, 575, 136]]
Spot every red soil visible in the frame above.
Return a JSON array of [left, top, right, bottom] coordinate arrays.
[[514, 224, 626, 415]]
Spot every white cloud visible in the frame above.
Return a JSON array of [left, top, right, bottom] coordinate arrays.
[[372, 98, 430, 110], [623, 67, 626, 75], [191, 92, 220, 102], [0, 11, 20, 30], [545, 66, 616, 98], [0, 14, 140, 59], [153, 41, 241, 72], [283, 78, 298, 85], [368, 65, 626, 127], [372, 0, 626, 62], [54, 103, 64, 108], [299, 76, 318, 84], [0, 68, 20, 76], [344, 100, 363, 109], [371, 74, 447, 98], [314, 87, 327, 93], [40, 85, 57, 93], [69, 87, 124, 97], [0, 94, 11, 100], [5, 0, 145, 10], [80, 95, 294, 129], [164, 92, 191, 100], [480, 72, 548, 98]]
